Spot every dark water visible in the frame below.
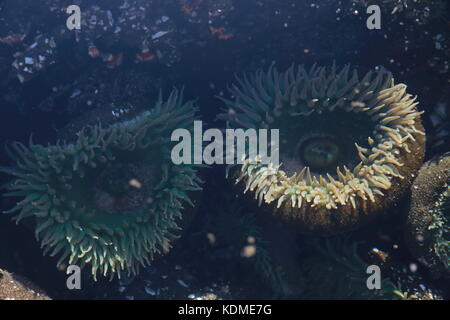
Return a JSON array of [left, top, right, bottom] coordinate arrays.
[[0, 0, 449, 300]]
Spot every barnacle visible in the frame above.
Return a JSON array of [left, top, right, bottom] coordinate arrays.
[[219, 63, 425, 235], [0, 90, 203, 280], [405, 153, 450, 278]]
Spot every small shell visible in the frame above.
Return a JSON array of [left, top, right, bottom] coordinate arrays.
[[177, 280, 189, 288], [145, 286, 157, 296]]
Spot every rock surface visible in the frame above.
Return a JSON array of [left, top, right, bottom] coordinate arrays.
[[0, 268, 51, 300]]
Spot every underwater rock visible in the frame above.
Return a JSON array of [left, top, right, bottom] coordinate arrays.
[[428, 101, 450, 154], [405, 153, 450, 279], [0, 268, 50, 300], [219, 63, 426, 235]]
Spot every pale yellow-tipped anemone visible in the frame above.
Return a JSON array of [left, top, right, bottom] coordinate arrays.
[[219, 63, 426, 235]]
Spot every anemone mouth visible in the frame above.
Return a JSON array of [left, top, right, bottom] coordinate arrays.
[[220, 63, 425, 213], [1, 90, 203, 280], [300, 137, 340, 170], [281, 134, 341, 176], [279, 107, 377, 177], [93, 163, 157, 215], [277, 96, 389, 183]]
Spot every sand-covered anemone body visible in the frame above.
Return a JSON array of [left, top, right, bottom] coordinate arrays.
[[219, 63, 426, 235], [405, 153, 450, 278], [1, 90, 203, 280]]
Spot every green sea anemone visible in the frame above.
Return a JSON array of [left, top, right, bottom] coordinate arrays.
[[300, 237, 400, 300], [208, 196, 291, 297], [1, 90, 203, 280], [405, 153, 450, 278], [219, 63, 425, 235]]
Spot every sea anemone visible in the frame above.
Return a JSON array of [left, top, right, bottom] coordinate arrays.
[[219, 63, 426, 235], [300, 237, 400, 299], [405, 153, 450, 278], [207, 195, 291, 297], [1, 90, 203, 280]]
